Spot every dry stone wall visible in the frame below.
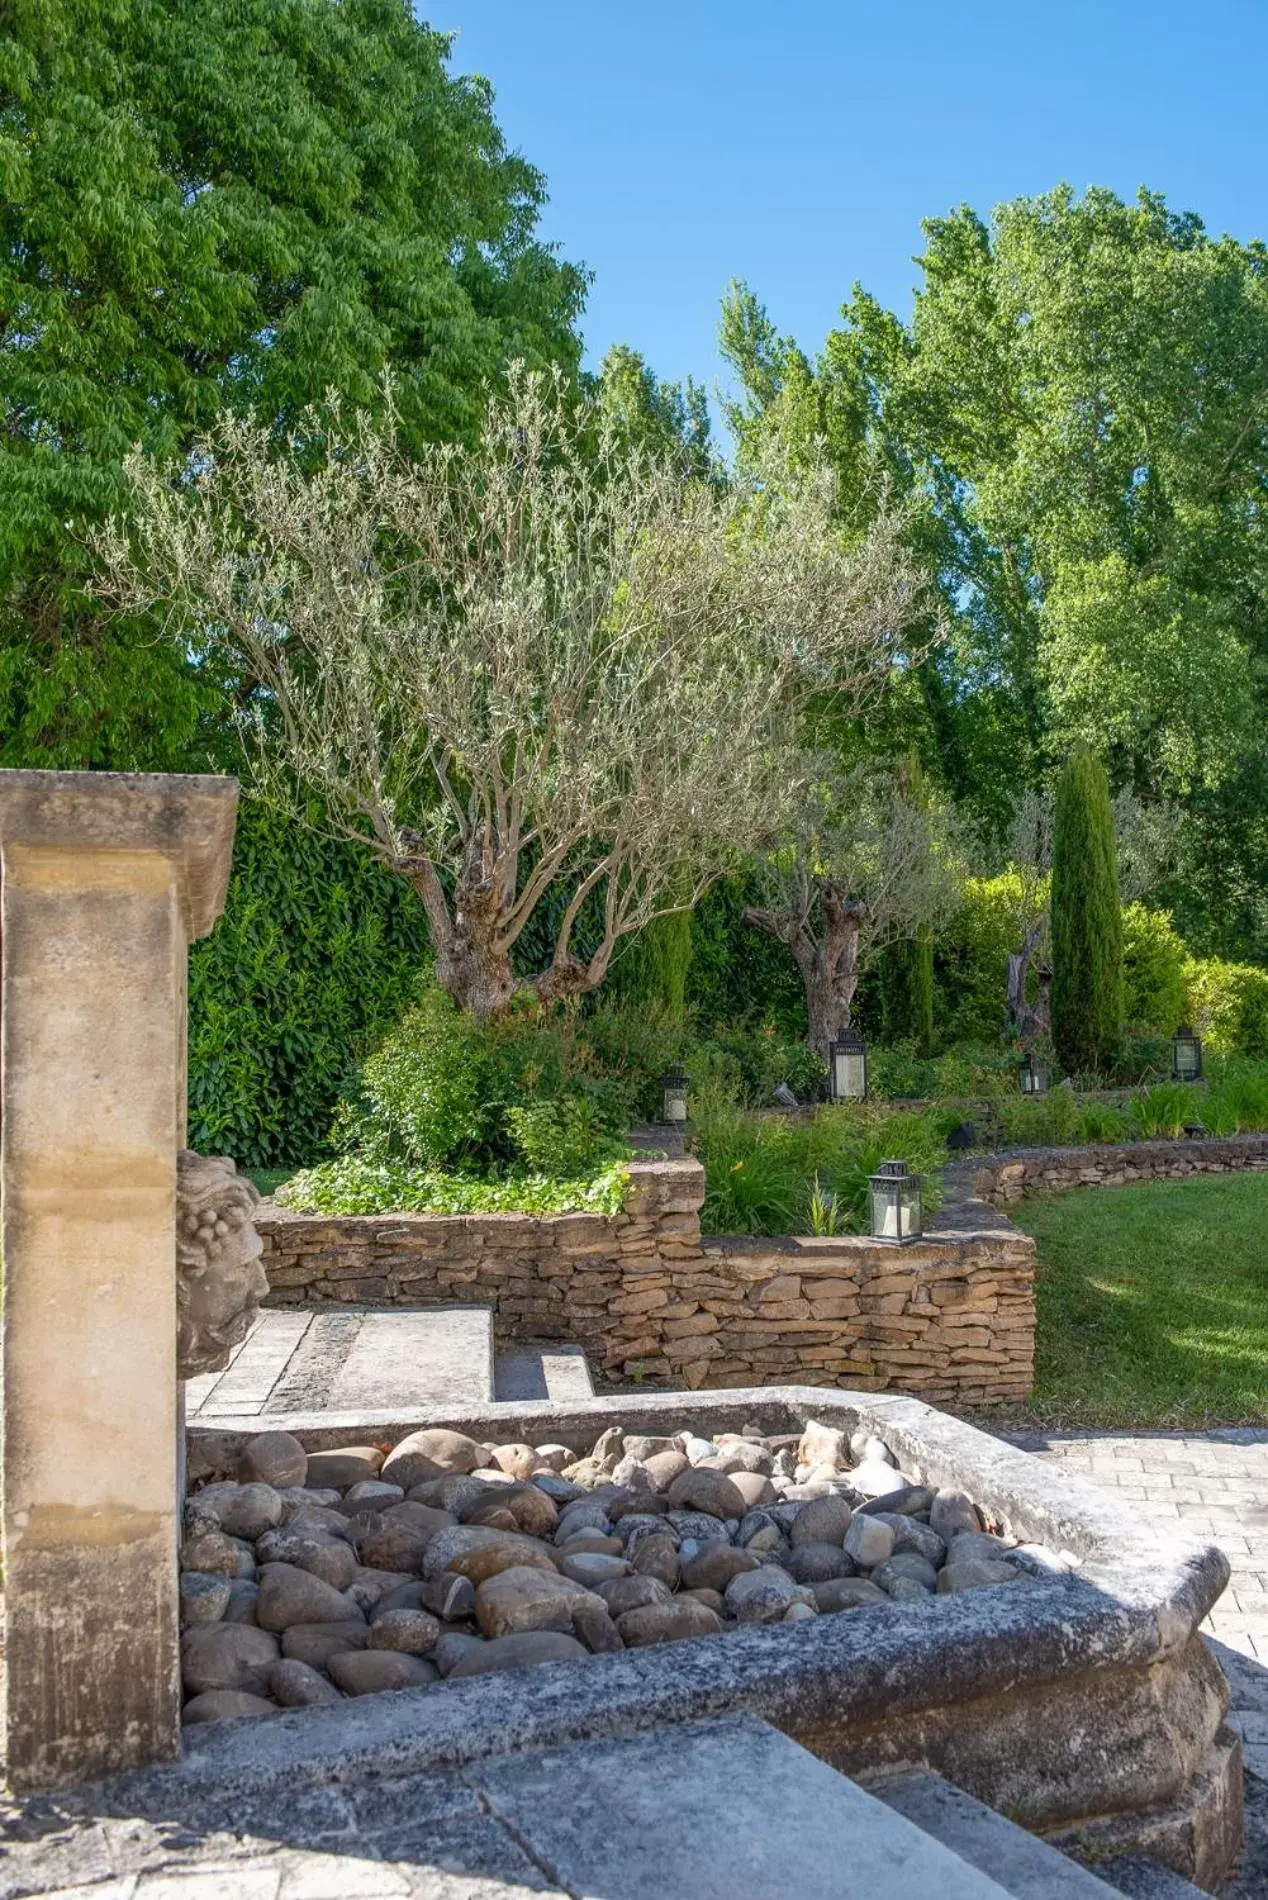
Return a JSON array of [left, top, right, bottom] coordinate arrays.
[[257, 1160, 1035, 1409], [963, 1132, 1268, 1208]]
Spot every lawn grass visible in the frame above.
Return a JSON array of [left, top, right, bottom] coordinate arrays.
[[1010, 1171, 1268, 1428], [245, 1168, 296, 1199]]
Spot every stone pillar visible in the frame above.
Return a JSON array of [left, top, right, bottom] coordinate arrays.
[[0, 770, 238, 1790]]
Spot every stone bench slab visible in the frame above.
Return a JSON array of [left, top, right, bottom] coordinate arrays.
[[186, 1306, 494, 1421]]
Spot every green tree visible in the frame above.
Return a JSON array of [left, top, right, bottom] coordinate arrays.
[[881, 928, 935, 1056], [0, 0, 584, 769], [104, 371, 925, 1019], [722, 187, 1268, 946], [1051, 749, 1124, 1074], [594, 345, 714, 479], [607, 913, 694, 1026]]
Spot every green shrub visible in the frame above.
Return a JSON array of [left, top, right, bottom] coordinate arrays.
[[336, 985, 496, 1167], [706, 1024, 828, 1105], [1051, 749, 1124, 1073], [932, 873, 1032, 1047], [505, 1097, 623, 1176], [278, 1156, 628, 1217], [1185, 958, 1268, 1057], [1110, 1034, 1175, 1084], [1122, 904, 1189, 1035], [990, 1086, 1084, 1149], [868, 1042, 1017, 1102]]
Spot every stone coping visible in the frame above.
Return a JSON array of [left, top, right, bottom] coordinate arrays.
[[179, 1387, 1227, 1806]]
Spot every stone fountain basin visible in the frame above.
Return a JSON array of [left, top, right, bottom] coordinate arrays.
[[186, 1386, 1240, 1892]]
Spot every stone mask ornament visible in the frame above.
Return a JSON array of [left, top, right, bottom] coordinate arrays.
[[175, 1150, 268, 1378]]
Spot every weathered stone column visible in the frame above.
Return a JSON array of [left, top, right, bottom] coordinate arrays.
[[0, 770, 238, 1790]]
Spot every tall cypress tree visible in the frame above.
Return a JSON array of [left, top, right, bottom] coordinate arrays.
[[1051, 749, 1123, 1074], [880, 929, 935, 1055], [909, 924, 935, 1057]]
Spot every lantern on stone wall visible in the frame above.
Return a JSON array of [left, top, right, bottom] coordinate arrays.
[[1171, 1024, 1203, 1083], [661, 1064, 689, 1124], [828, 1026, 868, 1101], [1019, 1051, 1049, 1095], [868, 1159, 923, 1245]]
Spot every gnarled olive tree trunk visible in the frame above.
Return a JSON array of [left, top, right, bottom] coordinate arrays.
[[746, 881, 868, 1057]]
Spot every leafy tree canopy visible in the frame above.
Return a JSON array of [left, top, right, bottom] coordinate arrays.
[[593, 343, 714, 479], [722, 188, 1268, 921], [0, 0, 585, 768]]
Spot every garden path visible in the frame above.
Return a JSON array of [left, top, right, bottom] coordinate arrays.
[[1012, 1428, 1268, 1788]]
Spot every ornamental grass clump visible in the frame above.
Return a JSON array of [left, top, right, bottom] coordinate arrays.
[[694, 1100, 949, 1237]]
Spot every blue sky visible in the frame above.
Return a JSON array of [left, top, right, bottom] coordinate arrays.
[[441, 2, 1267, 419]]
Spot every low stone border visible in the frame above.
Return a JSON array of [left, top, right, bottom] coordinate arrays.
[[257, 1161, 1035, 1409], [181, 1388, 1240, 1889], [958, 1131, 1268, 1208]]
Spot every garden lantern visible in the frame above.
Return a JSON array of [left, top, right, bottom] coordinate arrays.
[[661, 1064, 689, 1125], [1171, 1024, 1203, 1083], [868, 1159, 923, 1245], [1019, 1051, 1048, 1095], [828, 1026, 868, 1102]]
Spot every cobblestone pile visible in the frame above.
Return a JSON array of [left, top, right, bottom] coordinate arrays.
[[180, 1418, 1062, 1726]]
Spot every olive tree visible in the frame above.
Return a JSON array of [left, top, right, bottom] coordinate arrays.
[[101, 370, 928, 1019], [744, 766, 961, 1054]]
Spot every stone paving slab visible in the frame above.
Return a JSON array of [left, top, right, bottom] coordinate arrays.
[[1012, 1428, 1268, 1787], [0, 1717, 1024, 1899], [186, 1309, 494, 1422]]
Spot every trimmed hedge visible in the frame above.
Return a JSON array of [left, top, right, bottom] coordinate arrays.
[[188, 803, 429, 1166]]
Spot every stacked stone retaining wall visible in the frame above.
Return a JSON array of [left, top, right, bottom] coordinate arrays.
[[962, 1131, 1268, 1207], [257, 1159, 1035, 1408]]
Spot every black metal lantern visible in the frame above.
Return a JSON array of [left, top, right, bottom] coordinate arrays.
[[661, 1064, 689, 1125], [1019, 1051, 1049, 1095], [1171, 1024, 1203, 1083], [868, 1159, 923, 1245], [828, 1026, 868, 1102]]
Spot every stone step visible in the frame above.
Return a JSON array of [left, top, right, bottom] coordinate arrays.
[[493, 1340, 594, 1402], [876, 1773, 1206, 1899], [186, 1304, 494, 1421], [22, 1714, 1024, 1897]]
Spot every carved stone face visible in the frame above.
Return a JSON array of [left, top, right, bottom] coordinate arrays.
[[175, 1150, 268, 1379]]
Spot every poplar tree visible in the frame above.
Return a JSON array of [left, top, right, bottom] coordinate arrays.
[[1051, 749, 1124, 1074]]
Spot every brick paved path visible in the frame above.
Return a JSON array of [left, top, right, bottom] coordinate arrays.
[[1013, 1428, 1268, 1784]]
